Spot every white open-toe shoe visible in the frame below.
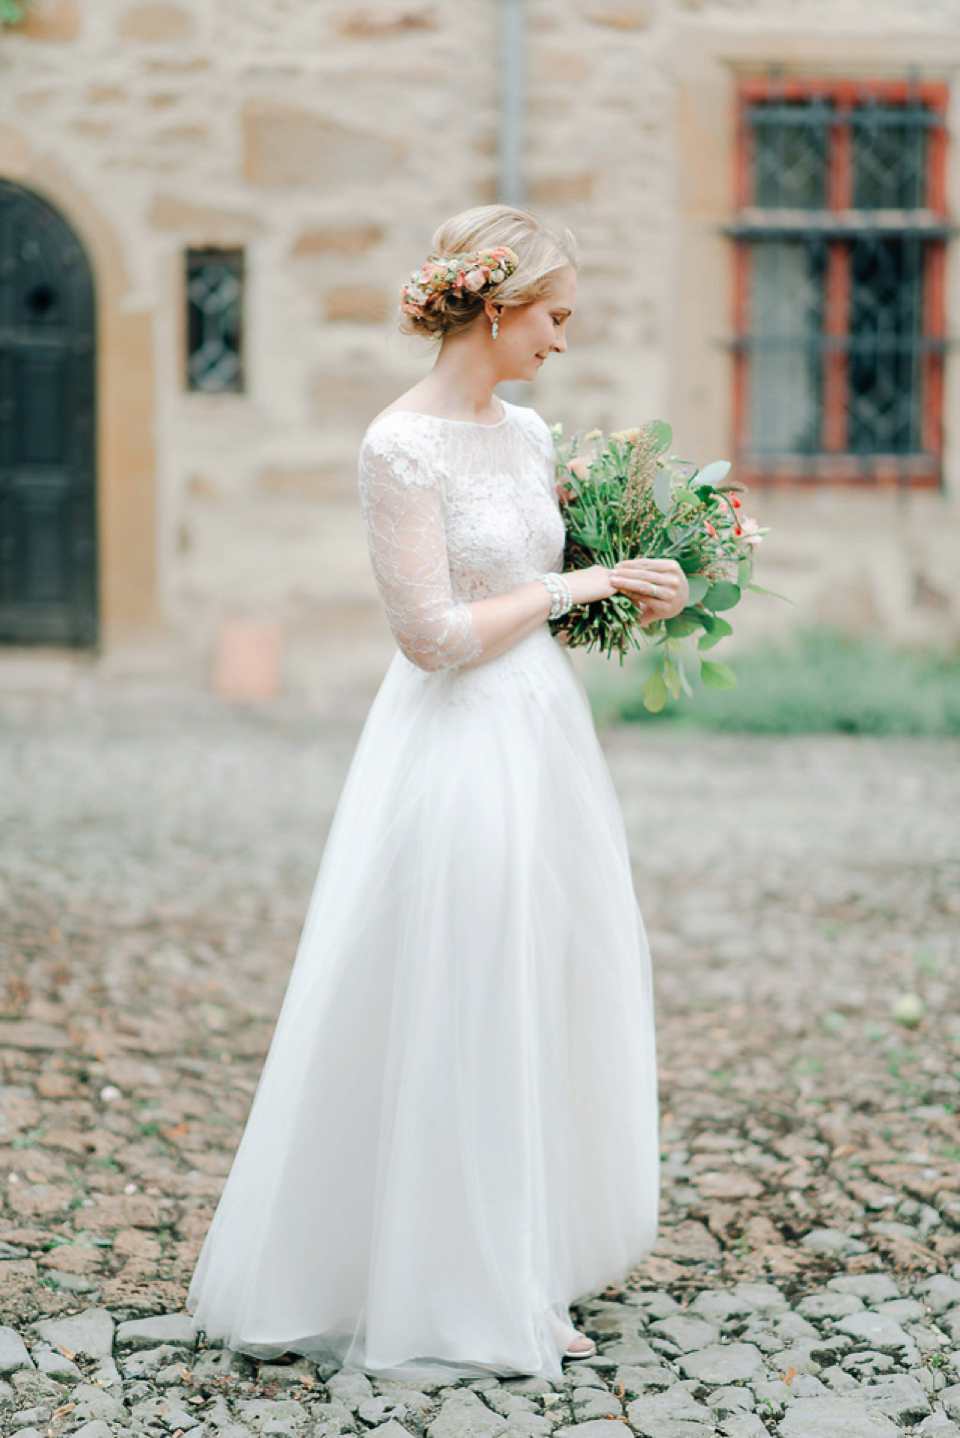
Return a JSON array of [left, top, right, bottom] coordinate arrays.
[[545, 1307, 597, 1361]]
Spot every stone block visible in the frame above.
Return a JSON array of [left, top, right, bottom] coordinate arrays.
[[8, 1184, 71, 1218], [79, 1193, 166, 1231], [258, 465, 357, 500], [540, 49, 592, 82], [837, 1312, 912, 1352], [33, 1308, 114, 1360], [921, 1277, 960, 1315], [649, 1314, 719, 1352], [118, 3, 193, 40], [690, 1290, 754, 1324], [242, 100, 401, 189], [580, 2, 655, 28], [554, 1424, 628, 1438], [333, 4, 438, 38], [0, 1258, 36, 1279], [695, 1171, 764, 1201], [0, 1327, 34, 1376], [652, 1219, 721, 1263], [32, 1346, 82, 1384], [864, 1374, 931, 1424], [14, 0, 79, 41], [679, 1342, 765, 1385], [324, 286, 391, 323], [721, 1416, 768, 1438], [779, 1396, 900, 1437], [213, 620, 283, 703], [116, 1313, 197, 1351], [0, 125, 30, 179], [798, 1291, 865, 1321], [38, 1244, 103, 1274], [829, 1275, 901, 1305], [528, 174, 594, 205], [627, 1386, 714, 1437], [733, 1282, 790, 1315], [0, 1021, 71, 1052], [802, 1228, 869, 1256], [293, 224, 384, 256], [311, 371, 406, 427]]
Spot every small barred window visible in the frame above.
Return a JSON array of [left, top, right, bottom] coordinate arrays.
[[731, 79, 947, 489], [185, 248, 244, 394]]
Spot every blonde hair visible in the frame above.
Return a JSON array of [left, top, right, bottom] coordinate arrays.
[[399, 204, 578, 340]]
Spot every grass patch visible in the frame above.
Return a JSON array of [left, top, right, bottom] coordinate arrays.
[[593, 629, 960, 735]]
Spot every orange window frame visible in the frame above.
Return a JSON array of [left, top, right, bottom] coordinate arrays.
[[732, 78, 949, 490]]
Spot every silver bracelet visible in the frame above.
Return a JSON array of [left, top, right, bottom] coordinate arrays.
[[538, 572, 574, 621]]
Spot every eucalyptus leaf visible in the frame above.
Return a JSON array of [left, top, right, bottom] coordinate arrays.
[[653, 469, 673, 517], [700, 659, 738, 691], [665, 615, 699, 638], [685, 575, 709, 605], [698, 632, 723, 651], [649, 419, 673, 453], [642, 669, 668, 713], [663, 656, 682, 699], [694, 459, 732, 490], [748, 581, 793, 603], [737, 557, 753, 588], [704, 579, 741, 612], [700, 614, 733, 637]]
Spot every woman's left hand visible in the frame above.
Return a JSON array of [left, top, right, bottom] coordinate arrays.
[[610, 558, 689, 623]]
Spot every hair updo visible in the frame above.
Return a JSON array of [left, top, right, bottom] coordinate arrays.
[[398, 204, 578, 340]]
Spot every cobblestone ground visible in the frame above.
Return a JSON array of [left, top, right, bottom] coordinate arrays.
[[1, 691, 959, 1438]]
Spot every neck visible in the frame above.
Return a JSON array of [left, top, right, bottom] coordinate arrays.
[[416, 331, 505, 421]]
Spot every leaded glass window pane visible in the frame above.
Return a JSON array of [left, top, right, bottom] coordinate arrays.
[[186, 248, 244, 394], [848, 237, 924, 454], [752, 103, 829, 209], [852, 108, 927, 210], [748, 241, 825, 454]]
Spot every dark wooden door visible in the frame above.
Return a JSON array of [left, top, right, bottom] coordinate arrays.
[[0, 182, 96, 646]]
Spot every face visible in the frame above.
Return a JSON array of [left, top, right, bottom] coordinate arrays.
[[492, 265, 577, 383]]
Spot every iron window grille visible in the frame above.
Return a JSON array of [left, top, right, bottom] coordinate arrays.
[[185, 247, 245, 394], [730, 78, 949, 488]]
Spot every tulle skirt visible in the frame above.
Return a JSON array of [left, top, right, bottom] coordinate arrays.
[[187, 627, 659, 1381]]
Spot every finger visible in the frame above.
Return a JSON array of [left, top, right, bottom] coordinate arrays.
[[611, 577, 677, 597]]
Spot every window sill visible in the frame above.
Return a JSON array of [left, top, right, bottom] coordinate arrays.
[[738, 453, 941, 490]]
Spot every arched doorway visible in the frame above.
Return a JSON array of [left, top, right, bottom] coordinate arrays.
[[0, 181, 96, 645]]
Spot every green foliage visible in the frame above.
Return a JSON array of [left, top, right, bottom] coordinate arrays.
[[606, 628, 960, 735], [552, 421, 775, 709], [0, 0, 28, 26]]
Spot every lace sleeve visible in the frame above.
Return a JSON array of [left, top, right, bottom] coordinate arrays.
[[358, 423, 483, 673]]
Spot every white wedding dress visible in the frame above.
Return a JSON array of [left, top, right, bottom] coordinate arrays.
[[187, 401, 659, 1381]]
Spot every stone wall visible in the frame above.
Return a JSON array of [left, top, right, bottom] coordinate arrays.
[[1, 0, 959, 700]]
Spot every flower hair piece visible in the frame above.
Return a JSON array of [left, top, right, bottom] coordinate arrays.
[[399, 246, 519, 319]]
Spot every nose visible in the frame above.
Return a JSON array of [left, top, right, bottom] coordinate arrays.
[[551, 331, 567, 354]]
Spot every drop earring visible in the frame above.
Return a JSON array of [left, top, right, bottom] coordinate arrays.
[[491, 314, 499, 340]]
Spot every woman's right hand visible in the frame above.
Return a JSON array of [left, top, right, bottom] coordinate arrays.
[[565, 565, 617, 607]]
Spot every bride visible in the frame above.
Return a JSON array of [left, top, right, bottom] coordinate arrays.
[[188, 205, 689, 1380]]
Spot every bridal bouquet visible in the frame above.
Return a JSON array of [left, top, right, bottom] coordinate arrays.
[[551, 420, 771, 713]]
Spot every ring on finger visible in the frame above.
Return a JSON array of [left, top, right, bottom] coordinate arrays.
[[649, 581, 659, 598]]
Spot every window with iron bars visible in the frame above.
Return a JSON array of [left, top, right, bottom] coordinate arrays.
[[185, 248, 245, 394], [731, 79, 948, 488]]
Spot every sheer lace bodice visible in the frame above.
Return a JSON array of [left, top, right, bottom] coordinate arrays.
[[358, 403, 565, 672]]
